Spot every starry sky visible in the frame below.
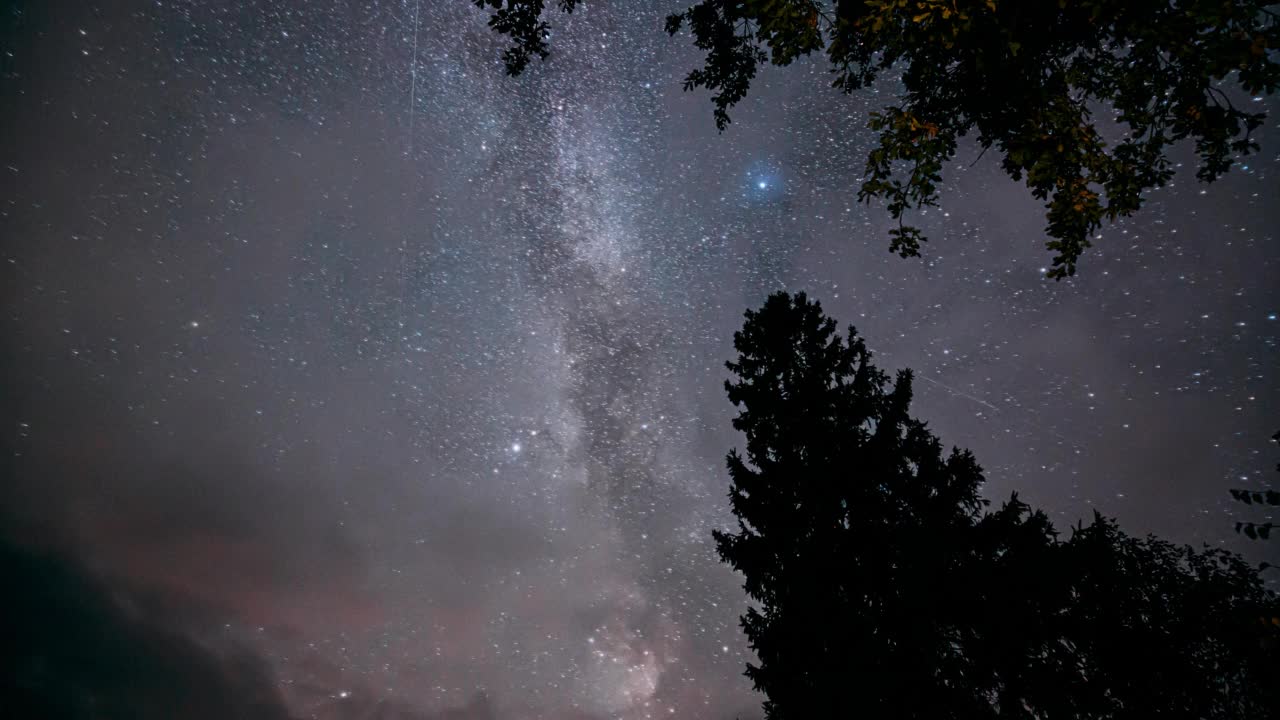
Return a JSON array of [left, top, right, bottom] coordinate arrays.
[[2, 1, 1278, 718]]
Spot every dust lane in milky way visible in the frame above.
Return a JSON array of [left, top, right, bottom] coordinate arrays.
[[2, 1, 1277, 718]]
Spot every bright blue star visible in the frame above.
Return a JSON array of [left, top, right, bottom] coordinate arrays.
[[745, 163, 782, 201]]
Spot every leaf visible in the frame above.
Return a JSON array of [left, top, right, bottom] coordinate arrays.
[[475, 0, 1280, 277]]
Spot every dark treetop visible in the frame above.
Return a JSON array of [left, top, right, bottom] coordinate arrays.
[[473, 0, 1280, 277], [716, 291, 1279, 719]]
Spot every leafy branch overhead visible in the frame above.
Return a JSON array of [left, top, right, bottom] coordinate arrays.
[[1230, 489, 1280, 506], [473, 0, 1280, 278], [1229, 430, 1280, 541], [471, 0, 581, 76]]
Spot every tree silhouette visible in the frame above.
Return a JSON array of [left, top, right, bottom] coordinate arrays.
[[717, 291, 1279, 719], [473, 0, 1279, 277], [1229, 430, 1280, 541]]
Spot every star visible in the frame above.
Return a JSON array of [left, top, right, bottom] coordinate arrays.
[[6, 2, 1277, 719]]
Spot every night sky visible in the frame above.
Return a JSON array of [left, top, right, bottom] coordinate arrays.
[[2, 2, 1278, 719]]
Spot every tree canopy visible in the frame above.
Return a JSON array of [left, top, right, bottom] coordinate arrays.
[[716, 291, 1279, 719], [472, 0, 1280, 277]]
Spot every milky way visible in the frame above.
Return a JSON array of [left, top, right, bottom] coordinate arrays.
[[2, 1, 1277, 719]]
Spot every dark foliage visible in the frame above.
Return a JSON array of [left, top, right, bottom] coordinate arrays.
[[715, 291, 1279, 719], [473, 0, 1279, 277], [470, 0, 579, 76], [1229, 429, 1280, 541]]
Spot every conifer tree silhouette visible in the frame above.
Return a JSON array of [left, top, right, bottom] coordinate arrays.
[[717, 291, 1279, 719]]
